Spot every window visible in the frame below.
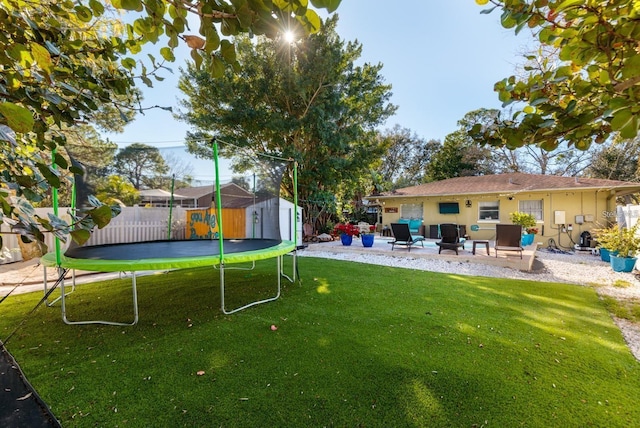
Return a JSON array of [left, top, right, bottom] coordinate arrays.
[[478, 201, 499, 221], [401, 203, 423, 219], [519, 200, 543, 221]]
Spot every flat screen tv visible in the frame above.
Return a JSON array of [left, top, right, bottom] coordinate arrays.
[[438, 202, 460, 214]]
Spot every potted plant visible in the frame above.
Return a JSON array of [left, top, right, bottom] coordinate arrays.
[[359, 224, 376, 247], [609, 223, 640, 272], [333, 223, 360, 246], [593, 224, 620, 262], [509, 212, 537, 246]]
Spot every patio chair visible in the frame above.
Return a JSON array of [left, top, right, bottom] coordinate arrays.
[[303, 223, 318, 242], [389, 223, 425, 252], [494, 224, 523, 259], [436, 223, 465, 255]]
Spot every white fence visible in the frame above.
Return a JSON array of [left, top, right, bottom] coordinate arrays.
[[1, 206, 185, 264], [617, 205, 640, 229]]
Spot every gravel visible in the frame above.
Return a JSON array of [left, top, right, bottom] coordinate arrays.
[[299, 247, 640, 361]]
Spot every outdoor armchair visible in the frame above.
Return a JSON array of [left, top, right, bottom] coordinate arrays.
[[436, 223, 465, 255], [389, 223, 425, 252], [494, 224, 523, 259]]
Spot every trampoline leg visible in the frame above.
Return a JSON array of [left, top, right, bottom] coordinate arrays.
[[220, 257, 283, 315], [280, 251, 297, 283], [45, 267, 75, 307], [61, 271, 139, 326]]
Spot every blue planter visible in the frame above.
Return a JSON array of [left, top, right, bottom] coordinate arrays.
[[599, 248, 617, 263], [361, 234, 375, 247], [610, 255, 637, 272], [340, 234, 353, 246], [520, 234, 535, 246]]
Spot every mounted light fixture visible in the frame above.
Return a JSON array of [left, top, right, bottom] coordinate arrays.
[[465, 200, 472, 208]]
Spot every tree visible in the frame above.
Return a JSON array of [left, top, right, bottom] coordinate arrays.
[[376, 125, 441, 190], [176, 16, 396, 229], [114, 144, 169, 190], [471, 0, 640, 152], [586, 137, 640, 182], [0, 0, 340, 247], [429, 110, 497, 181], [94, 175, 139, 206]]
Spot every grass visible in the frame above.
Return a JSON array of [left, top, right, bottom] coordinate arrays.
[[1, 257, 639, 427], [601, 296, 640, 323]]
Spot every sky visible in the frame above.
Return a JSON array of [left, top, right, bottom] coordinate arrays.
[[102, 0, 532, 183]]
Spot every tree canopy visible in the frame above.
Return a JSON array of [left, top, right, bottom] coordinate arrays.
[[114, 144, 169, 190], [0, 0, 340, 246], [471, 0, 640, 151], [176, 16, 396, 228]]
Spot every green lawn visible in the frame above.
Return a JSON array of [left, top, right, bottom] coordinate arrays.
[[1, 257, 638, 427]]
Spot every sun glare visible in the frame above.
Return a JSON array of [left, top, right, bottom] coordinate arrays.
[[284, 30, 295, 43]]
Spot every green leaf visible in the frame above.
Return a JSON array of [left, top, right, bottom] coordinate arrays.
[[30, 42, 53, 74], [236, 2, 253, 29], [191, 49, 203, 70], [118, 0, 142, 11], [610, 108, 632, 131], [121, 57, 137, 70], [619, 116, 639, 139], [480, 6, 498, 14], [37, 164, 60, 188], [0, 102, 35, 133], [310, 0, 341, 13], [160, 47, 175, 62], [555, 0, 583, 12], [74, 5, 93, 22], [209, 55, 225, 78], [300, 9, 322, 33], [91, 205, 114, 229], [70, 228, 91, 245], [621, 55, 640, 79], [89, 0, 105, 15], [7, 44, 33, 67], [53, 152, 68, 169], [220, 39, 236, 63]]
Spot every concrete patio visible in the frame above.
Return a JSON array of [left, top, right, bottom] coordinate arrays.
[[301, 235, 539, 272]]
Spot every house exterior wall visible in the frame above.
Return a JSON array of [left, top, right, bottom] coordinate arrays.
[[378, 190, 615, 247]]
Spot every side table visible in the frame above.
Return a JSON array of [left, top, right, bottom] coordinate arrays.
[[472, 240, 490, 256]]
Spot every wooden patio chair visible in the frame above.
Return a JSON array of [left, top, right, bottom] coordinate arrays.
[[494, 224, 523, 259]]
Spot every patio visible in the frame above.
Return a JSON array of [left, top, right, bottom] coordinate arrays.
[[301, 235, 539, 271]]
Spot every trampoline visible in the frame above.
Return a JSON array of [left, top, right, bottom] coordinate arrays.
[[40, 140, 299, 325]]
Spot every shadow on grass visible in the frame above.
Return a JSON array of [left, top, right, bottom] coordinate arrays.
[[1, 257, 638, 427]]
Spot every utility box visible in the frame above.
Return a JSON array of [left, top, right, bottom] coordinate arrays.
[[554, 210, 566, 225], [575, 215, 584, 224]]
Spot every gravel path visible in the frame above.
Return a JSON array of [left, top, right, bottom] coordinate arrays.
[[299, 247, 640, 361]]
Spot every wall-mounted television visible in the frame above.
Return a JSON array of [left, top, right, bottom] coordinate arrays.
[[438, 202, 460, 214]]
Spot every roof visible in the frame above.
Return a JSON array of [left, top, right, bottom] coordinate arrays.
[[175, 183, 252, 199], [139, 189, 190, 200], [377, 173, 640, 198], [174, 184, 216, 198]]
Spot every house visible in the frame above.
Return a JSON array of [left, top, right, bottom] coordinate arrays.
[[140, 183, 254, 208], [372, 173, 640, 247]]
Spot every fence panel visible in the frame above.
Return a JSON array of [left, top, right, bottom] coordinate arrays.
[[1, 207, 186, 264]]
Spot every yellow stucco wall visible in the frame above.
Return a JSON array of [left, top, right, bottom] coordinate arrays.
[[378, 190, 616, 247]]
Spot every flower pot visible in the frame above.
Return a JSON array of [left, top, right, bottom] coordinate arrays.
[[361, 234, 374, 247], [520, 234, 535, 246], [610, 255, 637, 272], [340, 234, 353, 246], [599, 248, 617, 263]]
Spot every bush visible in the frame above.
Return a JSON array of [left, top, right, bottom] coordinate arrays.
[[509, 212, 536, 229]]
